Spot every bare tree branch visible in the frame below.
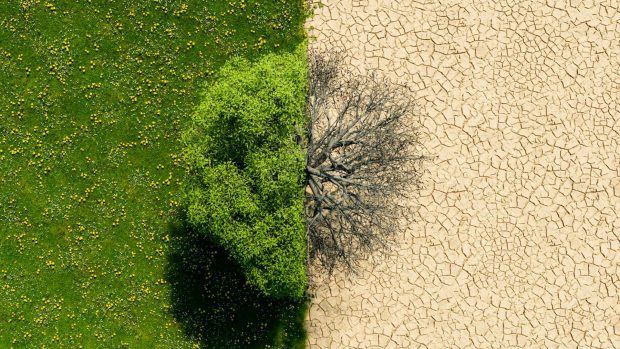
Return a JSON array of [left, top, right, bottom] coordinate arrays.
[[305, 50, 428, 274]]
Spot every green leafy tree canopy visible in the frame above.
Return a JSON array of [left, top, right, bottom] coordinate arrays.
[[182, 48, 308, 299]]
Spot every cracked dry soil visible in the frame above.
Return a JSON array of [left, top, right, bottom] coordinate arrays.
[[305, 0, 620, 348]]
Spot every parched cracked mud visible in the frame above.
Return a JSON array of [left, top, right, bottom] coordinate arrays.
[[306, 0, 620, 348]]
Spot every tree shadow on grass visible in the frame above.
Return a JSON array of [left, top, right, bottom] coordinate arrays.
[[165, 218, 308, 349]]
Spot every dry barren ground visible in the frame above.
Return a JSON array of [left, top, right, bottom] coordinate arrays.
[[306, 0, 620, 348]]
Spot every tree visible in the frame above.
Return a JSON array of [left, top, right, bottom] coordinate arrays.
[[305, 50, 426, 273], [182, 49, 308, 299]]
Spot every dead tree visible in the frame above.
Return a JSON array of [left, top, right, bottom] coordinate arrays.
[[305, 50, 426, 273]]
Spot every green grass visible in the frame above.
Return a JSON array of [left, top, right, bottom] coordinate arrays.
[[0, 0, 308, 347]]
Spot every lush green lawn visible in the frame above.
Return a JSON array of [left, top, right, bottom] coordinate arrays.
[[0, 0, 307, 347]]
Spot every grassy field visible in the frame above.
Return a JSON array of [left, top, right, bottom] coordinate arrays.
[[0, 0, 307, 347]]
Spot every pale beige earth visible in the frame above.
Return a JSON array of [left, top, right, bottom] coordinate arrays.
[[305, 0, 620, 348]]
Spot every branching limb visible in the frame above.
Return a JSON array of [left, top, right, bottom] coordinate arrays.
[[305, 49, 427, 274]]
